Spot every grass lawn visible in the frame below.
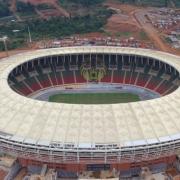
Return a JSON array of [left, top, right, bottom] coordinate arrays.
[[49, 92, 140, 104]]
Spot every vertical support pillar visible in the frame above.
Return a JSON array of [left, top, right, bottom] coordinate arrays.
[[122, 55, 124, 69], [90, 53, 92, 68], [105, 151, 107, 164], [116, 54, 118, 67], [77, 151, 80, 164], [56, 56, 58, 66], [109, 54, 111, 69], [96, 54, 97, 69], [83, 53, 85, 64], [103, 53, 105, 65], [76, 54, 78, 68]]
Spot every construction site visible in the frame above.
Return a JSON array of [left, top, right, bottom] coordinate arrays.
[[0, 0, 179, 56], [0, 155, 179, 180]]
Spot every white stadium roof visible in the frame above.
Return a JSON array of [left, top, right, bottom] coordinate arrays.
[[0, 46, 180, 149]]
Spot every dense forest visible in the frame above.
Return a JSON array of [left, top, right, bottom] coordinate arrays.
[[59, 0, 104, 7], [28, 9, 113, 38], [0, 0, 11, 17], [117, 0, 179, 7], [59, 0, 179, 7], [0, 0, 179, 51], [0, 8, 113, 50], [16, 1, 35, 13]]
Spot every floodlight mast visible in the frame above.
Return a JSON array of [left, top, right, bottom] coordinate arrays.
[[0, 36, 8, 57], [28, 26, 32, 43]]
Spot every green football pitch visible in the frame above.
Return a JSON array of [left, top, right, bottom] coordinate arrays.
[[49, 92, 140, 104]]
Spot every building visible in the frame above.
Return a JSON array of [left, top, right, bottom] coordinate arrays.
[[0, 46, 179, 175]]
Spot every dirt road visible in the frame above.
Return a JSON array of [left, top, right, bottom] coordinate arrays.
[[134, 10, 168, 51], [133, 9, 180, 55], [105, 0, 180, 55]]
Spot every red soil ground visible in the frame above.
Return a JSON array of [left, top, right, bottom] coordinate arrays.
[[104, 0, 180, 55], [10, 0, 69, 18], [0, 169, 8, 179]]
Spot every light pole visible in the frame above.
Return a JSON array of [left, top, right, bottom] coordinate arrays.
[[13, 26, 32, 46], [0, 36, 9, 57], [27, 26, 32, 43]]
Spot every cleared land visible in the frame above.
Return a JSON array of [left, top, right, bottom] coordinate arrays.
[[49, 92, 140, 104], [0, 0, 179, 55]]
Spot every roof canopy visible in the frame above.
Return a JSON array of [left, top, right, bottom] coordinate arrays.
[[0, 46, 180, 149]]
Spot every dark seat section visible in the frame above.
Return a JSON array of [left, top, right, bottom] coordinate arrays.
[[8, 54, 179, 97]]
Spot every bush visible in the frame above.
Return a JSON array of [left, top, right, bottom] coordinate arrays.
[[27, 9, 113, 38], [59, 0, 104, 7], [0, 1, 11, 17], [16, 1, 35, 13], [117, 0, 168, 7]]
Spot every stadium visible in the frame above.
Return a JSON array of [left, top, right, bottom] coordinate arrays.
[[0, 46, 180, 177]]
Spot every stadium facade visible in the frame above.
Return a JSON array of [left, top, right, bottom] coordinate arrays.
[[0, 46, 180, 172]]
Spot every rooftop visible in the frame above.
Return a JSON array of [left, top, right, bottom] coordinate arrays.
[[0, 46, 179, 150]]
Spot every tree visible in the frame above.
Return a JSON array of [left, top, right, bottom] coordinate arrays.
[[16, 1, 35, 13], [0, 1, 10, 17]]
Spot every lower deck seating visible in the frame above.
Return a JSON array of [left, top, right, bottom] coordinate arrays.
[[75, 71, 87, 83], [62, 71, 75, 84], [12, 82, 32, 96], [145, 76, 162, 90], [113, 70, 125, 84], [56, 71, 63, 85], [136, 73, 151, 87], [49, 72, 58, 86], [10, 68, 179, 97], [164, 85, 178, 95], [101, 70, 112, 82], [25, 77, 42, 91], [129, 72, 138, 85], [124, 71, 131, 84], [36, 74, 51, 88], [156, 80, 174, 95]]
